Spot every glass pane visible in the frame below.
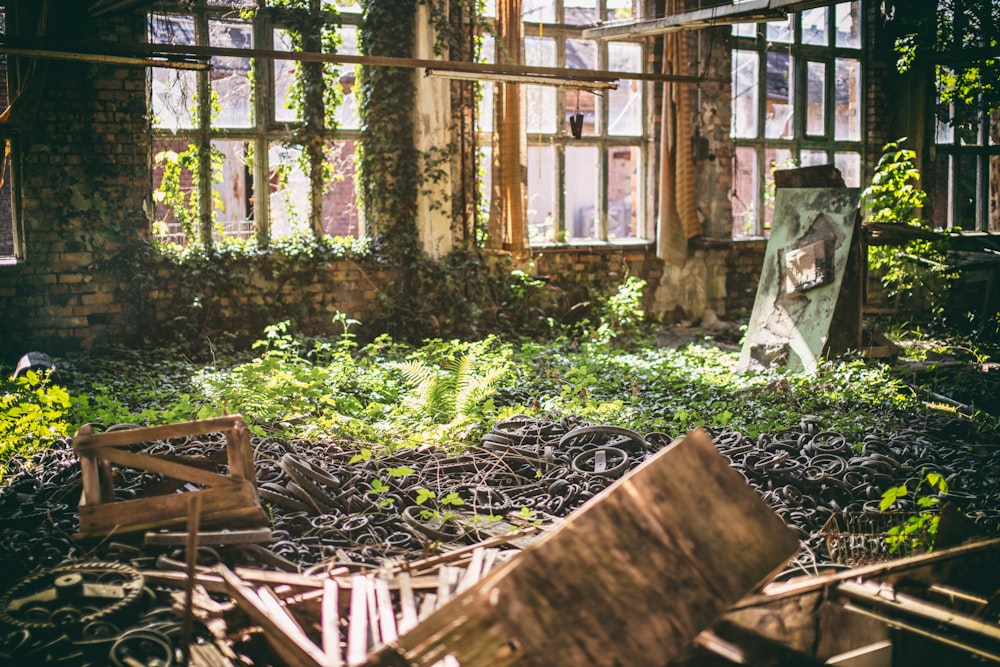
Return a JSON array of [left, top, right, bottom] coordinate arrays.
[[210, 20, 253, 128], [523, 0, 555, 23], [274, 29, 297, 123], [800, 150, 828, 166], [930, 154, 952, 229], [608, 146, 640, 239], [766, 16, 793, 43], [479, 145, 493, 224], [806, 61, 826, 136], [765, 52, 793, 139], [731, 50, 758, 138], [150, 15, 197, 130], [566, 145, 600, 240], [732, 22, 757, 38], [801, 8, 828, 46], [764, 148, 794, 231], [565, 0, 597, 25], [936, 113, 955, 144], [327, 0, 360, 10], [608, 43, 642, 136], [607, 0, 635, 21], [152, 138, 195, 244], [835, 2, 861, 48], [834, 151, 861, 187], [834, 57, 861, 141], [212, 140, 253, 239], [482, 0, 495, 17], [567, 39, 598, 136], [732, 147, 758, 237], [334, 26, 360, 130], [322, 141, 360, 238], [990, 156, 1000, 232], [269, 143, 310, 238], [526, 37, 557, 134], [955, 154, 980, 230], [527, 145, 557, 243], [0, 139, 13, 259], [478, 34, 495, 134]]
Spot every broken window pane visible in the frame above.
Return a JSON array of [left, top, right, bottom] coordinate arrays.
[[608, 42, 642, 136], [834, 57, 860, 141], [990, 155, 1000, 232], [478, 145, 493, 224], [608, 146, 639, 239], [732, 22, 757, 38], [801, 8, 828, 46], [806, 61, 825, 136], [527, 145, 557, 242], [149, 15, 197, 131], [732, 146, 758, 237], [151, 138, 196, 244], [731, 49, 758, 138], [210, 20, 252, 128], [212, 140, 253, 239], [765, 52, 793, 139], [956, 153, 980, 229], [322, 141, 360, 238], [566, 145, 599, 240]]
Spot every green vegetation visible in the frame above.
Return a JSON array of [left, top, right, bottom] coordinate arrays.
[[3, 289, 996, 482]]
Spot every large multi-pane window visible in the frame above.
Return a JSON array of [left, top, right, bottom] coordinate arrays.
[[0, 6, 19, 263], [932, 101, 1000, 234], [731, 2, 863, 237], [149, 1, 361, 246], [480, 0, 647, 245]]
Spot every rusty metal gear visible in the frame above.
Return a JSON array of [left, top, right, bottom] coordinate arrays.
[[0, 561, 144, 632]]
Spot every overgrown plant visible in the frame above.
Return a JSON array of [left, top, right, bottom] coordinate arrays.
[[0, 371, 72, 481], [880, 471, 949, 555]]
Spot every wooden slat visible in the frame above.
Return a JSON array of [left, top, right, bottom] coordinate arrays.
[[322, 579, 343, 666], [375, 578, 398, 644], [367, 428, 799, 667], [216, 565, 332, 667], [397, 573, 419, 635], [347, 575, 371, 666], [80, 446, 235, 488], [72, 416, 246, 451]]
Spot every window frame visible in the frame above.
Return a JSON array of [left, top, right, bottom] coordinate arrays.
[[480, 0, 651, 247], [148, 1, 363, 247], [730, 2, 864, 238]]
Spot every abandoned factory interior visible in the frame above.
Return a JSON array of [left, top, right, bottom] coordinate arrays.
[[1, 0, 1000, 666]]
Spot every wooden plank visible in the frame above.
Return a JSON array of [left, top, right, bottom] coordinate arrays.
[[375, 578, 398, 644], [79, 447, 236, 488], [322, 579, 343, 666], [367, 428, 799, 667], [397, 573, 419, 635], [77, 483, 266, 538], [216, 565, 332, 667], [347, 575, 371, 666], [72, 416, 246, 451]]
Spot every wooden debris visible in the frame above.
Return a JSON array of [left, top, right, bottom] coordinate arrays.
[[366, 427, 800, 667], [72, 416, 268, 539]]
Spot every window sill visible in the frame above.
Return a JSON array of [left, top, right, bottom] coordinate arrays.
[[529, 240, 654, 253]]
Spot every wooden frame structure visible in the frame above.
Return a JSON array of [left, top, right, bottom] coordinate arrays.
[[72, 415, 268, 539]]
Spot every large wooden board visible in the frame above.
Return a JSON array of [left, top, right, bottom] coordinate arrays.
[[368, 428, 800, 667]]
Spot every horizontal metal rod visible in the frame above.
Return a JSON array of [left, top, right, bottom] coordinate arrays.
[[582, 0, 838, 39], [0, 38, 704, 84], [425, 69, 618, 91]]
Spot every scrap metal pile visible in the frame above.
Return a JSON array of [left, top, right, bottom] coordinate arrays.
[[0, 414, 998, 665]]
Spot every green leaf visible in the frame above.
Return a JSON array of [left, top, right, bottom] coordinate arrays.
[[880, 484, 908, 511]]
